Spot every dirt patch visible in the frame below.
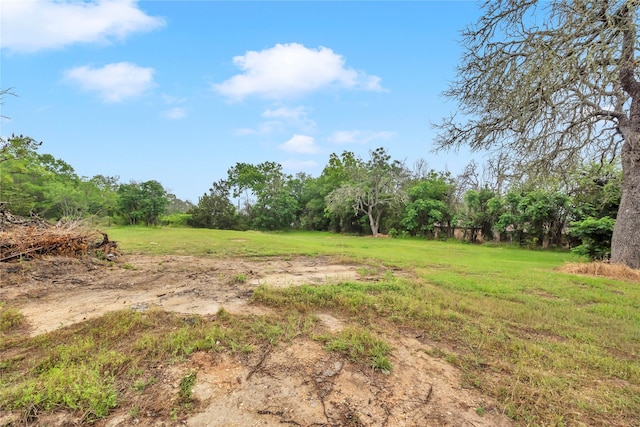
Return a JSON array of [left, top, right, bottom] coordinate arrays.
[[1, 255, 513, 426], [177, 336, 510, 427], [1, 255, 357, 336]]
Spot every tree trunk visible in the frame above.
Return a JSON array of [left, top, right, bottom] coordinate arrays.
[[611, 147, 640, 269], [613, 18, 640, 269], [367, 206, 379, 237]]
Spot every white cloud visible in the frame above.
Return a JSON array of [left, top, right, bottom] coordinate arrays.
[[64, 62, 155, 103], [263, 106, 306, 120], [279, 134, 319, 154], [235, 105, 316, 135], [213, 43, 384, 100], [162, 107, 186, 120], [1, 0, 165, 53], [328, 130, 395, 145], [262, 105, 316, 132]]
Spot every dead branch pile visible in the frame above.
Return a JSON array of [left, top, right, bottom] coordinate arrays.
[[0, 210, 117, 262]]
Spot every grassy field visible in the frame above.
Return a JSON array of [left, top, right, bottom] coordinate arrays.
[[2, 227, 639, 426]]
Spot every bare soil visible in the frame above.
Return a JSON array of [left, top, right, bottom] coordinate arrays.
[[1, 255, 513, 427]]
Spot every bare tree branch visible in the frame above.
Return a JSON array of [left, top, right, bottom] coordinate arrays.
[[434, 0, 640, 268]]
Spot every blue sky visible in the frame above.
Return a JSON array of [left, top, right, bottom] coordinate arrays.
[[1, 0, 481, 203]]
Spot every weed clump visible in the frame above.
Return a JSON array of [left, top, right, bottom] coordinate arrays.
[[318, 327, 392, 373], [0, 303, 24, 332]]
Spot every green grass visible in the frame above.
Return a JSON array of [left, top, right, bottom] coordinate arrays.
[[0, 302, 25, 333], [4, 227, 640, 426], [317, 327, 392, 373], [178, 371, 196, 402], [0, 307, 318, 423], [106, 227, 333, 258]]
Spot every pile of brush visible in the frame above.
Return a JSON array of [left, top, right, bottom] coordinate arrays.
[[0, 208, 117, 262]]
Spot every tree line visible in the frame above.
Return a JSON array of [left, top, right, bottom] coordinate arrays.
[[0, 135, 192, 226], [192, 147, 620, 261], [2, 135, 618, 261]]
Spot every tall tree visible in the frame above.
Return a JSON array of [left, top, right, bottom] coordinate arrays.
[[86, 175, 120, 218], [227, 161, 298, 230], [319, 151, 363, 233], [116, 180, 168, 226], [0, 135, 42, 214], [436, 0, 640, 268], [461, 188, 497, 243], [0, 134, 42, 164], [139, 180, 169, 226], [189, 179, 239, 229], [326, 147, 409, 237], [400, 170, 455, 237]]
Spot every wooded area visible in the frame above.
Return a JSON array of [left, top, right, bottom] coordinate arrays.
[[0, 134, 621, 262]]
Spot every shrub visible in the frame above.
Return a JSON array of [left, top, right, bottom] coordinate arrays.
[[160, 213, 192, 227], [568, 216, 615, 261]]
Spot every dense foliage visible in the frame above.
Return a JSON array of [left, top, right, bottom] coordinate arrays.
[[0, 135, 175, 226], [0, 135, 621, 258]]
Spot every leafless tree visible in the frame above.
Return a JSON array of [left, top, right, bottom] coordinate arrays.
[[435, 0, 640, 268]]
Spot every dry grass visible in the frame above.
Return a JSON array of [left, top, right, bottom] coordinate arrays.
[[559, 261, 640, 282]]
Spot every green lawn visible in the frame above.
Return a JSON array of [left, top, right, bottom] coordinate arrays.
[[106, 227, 640, 425], [2, 227, 639, 426]]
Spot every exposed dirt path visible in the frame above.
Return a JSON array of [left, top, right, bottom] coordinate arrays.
[[2, 255, 357, 336], [1, 255, 513, 426]]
